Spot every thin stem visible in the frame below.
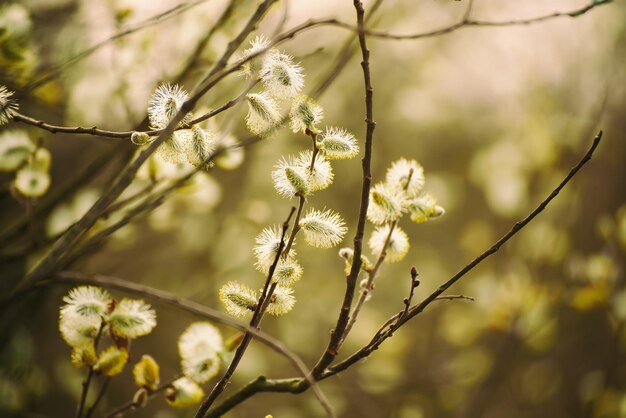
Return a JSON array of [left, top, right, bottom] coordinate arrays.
[[342, 220, 397, 343], [195, 207, 297, 417], [103, 374, 181, 418], [84, 377, 110, 418], [76, 319, 105, 418]]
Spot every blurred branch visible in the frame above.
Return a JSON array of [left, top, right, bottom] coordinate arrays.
[[47, 271, 314, 381], [176, 0, 239, 84], [24, 0, 214, 92], [311, 0, 376, 380]]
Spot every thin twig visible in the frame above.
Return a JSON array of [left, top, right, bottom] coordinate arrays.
[[323, 132, 604, 378], [76, 320, 105, 418], [11, 97, 239, 140], [342, 220, 397, 343], [84, 377, 110, 418], [195, 207, 297, 417], [102, 374, 182, 418]]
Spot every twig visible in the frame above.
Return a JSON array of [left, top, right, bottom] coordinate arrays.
[[311, 0, 376, 379], [76, 319, 105, 418], [195, 207, 297, 417], [102, 374, 182, 418], [323, 131, 604, 378], [84, 377, 110, 418], [11, 97, 239, 140], [434, 294, 474, 302], [342, 220, 397, 343]]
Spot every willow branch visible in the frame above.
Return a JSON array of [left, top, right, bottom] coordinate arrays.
[[206, 377, 308, 418], [196, 205, 332, 418], [323, 131, 603, 378], [311, 0, 375, 379], [11, 96, 240, 140]]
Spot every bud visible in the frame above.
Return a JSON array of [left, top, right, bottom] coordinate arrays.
[[165, 377, 205, 408], [131, 131, 151, 146], [93, 346, 129, 377], [133, 355, 160, 390]]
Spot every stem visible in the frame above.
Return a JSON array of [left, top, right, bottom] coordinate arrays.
[[76, 319, 105, 418], [195, 207, 296, 418], [342, 220, 397, 342], [84, 377, 110, 418], [102, 374, 181, 418]]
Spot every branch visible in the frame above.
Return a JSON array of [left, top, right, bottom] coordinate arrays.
[[324, 131, 604, 378], [11, 95, 240, 140], [311, 0, 376, 379], [206, 377, 307, 418]]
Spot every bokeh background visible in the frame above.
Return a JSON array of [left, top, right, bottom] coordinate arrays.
[[1, 0, 625, 417]]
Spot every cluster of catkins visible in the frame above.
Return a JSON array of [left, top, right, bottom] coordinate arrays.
[[59, 286, 228, 409], [219, 37, 361, 318], [340, 159, 445, 275], [0, 86, 51, 199]]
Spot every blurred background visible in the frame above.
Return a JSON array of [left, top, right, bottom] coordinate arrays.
[[1, 0, 625, 417]]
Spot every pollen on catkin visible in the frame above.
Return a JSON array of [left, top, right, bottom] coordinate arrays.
[[386, 158, 425, 197], [289, 95, 323, 134], [299, 208, 347, 248], [266, 286, 296, 316], [368, 224, 410, 263], [166, 377, 205, 408], [133, 355, 160, 390], [272, 156, 310, 199], [148, 83, 192, 130], [272, 257, 304, 286], [0, 85, 18, 126], [253, 225, 296, 273], [108, 299, 157, 339], [295, 150, 333, 192], [367, 183, 407, 225], [261, 52, 304, 99], [239, 36, 273, 79], [316, 127, 359, 160], [408, 193, 445, 224], [93, 346, 129, 377], [245, 92, 281, 136], [219, 281, 258, 317]]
